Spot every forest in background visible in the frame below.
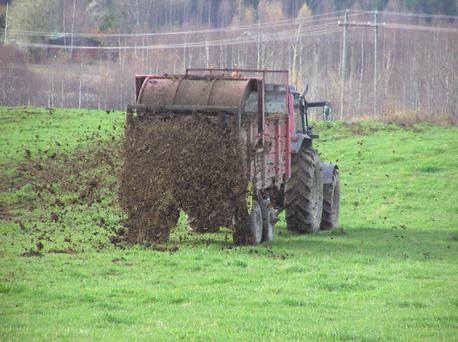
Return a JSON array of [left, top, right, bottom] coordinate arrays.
[[0, 0, 457, 122], [1, 0, 456, 33]]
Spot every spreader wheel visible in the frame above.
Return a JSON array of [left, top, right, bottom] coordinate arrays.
[[321, 168, 340, 230], [250, 200, 263, 244], [262, 207, 276, 242], [284, 147, 323, 233]]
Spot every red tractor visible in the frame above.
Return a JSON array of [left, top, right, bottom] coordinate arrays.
[[128, 68, 339, 244]]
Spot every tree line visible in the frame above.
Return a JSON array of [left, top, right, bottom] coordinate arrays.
[[0, 1, 456, 123], [1, 0, 456, 38]]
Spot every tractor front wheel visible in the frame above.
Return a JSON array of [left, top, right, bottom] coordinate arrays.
[[284, 147, 323, 233]]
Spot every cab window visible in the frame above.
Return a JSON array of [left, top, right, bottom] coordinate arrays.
[[244, 84, 289, 116]]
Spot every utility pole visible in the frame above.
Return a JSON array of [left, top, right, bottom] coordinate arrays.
[[339, 9, 349, 120], [339, 11, 384, 119], [3, 3, 8, 45]]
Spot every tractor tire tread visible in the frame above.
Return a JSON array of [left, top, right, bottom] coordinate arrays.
[[320, 168, 340, 230], [285, 147, 323, 234]]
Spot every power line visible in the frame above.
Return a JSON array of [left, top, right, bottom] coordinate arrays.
[[5, 9, 456, 41], [377, 10, 458, 20], [7, 11, 347, 39], [9, 19, 456, 52], [350, 9, 458, 20], [11, 24, 342, 51], [384, 22, 458, 33], [8, 18, 343, 50], [6, 8, 456, 53]]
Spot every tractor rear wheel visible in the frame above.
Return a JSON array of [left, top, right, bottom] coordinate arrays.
[[320, 168, 340, 230], [285, 147, 323, 233]]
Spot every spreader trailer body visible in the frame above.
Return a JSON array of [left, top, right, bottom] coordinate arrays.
[[127, 68, 340, 245]]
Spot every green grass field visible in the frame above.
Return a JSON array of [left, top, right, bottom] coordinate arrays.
[[1, 106, 457, 341]]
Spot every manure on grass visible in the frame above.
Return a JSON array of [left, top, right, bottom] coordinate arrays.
[[118, 111, 252, 245]]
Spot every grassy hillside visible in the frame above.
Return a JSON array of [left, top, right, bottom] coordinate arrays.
[[0, 106, 457, 341]]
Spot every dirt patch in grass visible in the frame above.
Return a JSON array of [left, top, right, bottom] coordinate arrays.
[[150, 244, 180, 253], [21, 249, 43, 257], [48, 248, 76, 254], [118, 111, 251, 245], [0, 202, 12, 220], [0, 138, 122, 252]]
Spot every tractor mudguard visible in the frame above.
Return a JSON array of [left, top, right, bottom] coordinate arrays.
[[321, 162, 338, 184], [290, 132, 311, 153]]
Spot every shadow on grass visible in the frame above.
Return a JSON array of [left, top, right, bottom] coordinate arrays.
[[167, 225, 456, 262], [274, 226, 457, 261]]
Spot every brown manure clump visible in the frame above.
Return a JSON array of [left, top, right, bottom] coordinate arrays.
[[119, 111, 252, 245]]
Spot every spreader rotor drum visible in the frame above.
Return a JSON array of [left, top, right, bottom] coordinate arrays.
[[137, 76, 256, 109]]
